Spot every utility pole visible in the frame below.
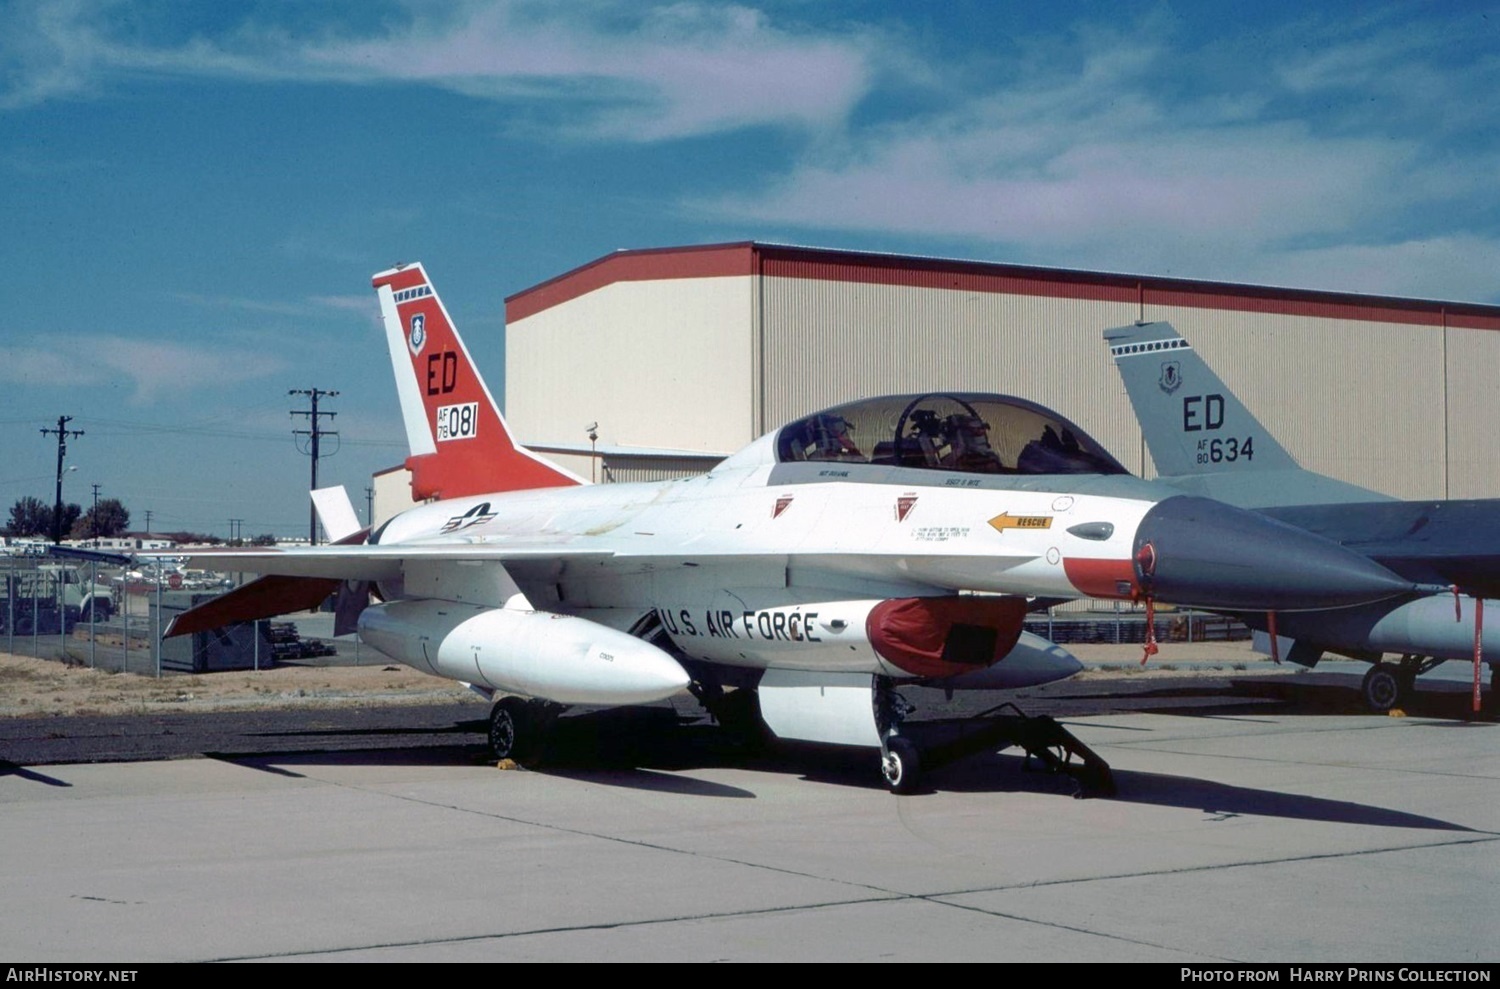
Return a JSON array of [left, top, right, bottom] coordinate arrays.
[[144, 510, 152, 534], [40, 416, 83, 544], [364, 486, 374, 526], [91, 484, 101, 547], [290, 388, 339, 545]]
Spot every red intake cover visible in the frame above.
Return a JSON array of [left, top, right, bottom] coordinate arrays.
[[866, 596, 1028, 678]]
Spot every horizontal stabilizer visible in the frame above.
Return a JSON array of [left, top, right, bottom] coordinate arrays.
[[164, 574, 338, 638], [47, 545, 134, 566], [312, 486, 362, 543]]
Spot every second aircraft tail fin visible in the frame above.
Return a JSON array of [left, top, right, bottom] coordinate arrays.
[[1105, 321, 1390, 507], [1104, 321, 1298, 477], [372, 263, 584, 501]]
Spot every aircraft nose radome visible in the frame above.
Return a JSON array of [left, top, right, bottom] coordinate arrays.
[[1134, 496, 1414, 612]]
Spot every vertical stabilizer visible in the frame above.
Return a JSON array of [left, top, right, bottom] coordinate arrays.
[[1104, 322, 1298, 477], [311, 486, 362, 543], [372, 263, 584, 500]]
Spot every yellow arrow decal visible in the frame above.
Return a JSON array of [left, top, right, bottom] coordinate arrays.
[[988, 512, 1052, 532]]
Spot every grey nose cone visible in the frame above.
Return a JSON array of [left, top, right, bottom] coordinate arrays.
[[1134, 496, 1414, 611]]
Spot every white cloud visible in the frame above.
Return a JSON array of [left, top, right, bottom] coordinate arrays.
[[1, 1, 877, 140], [713, 114, 1408, 250], [0, 335, 289, 403], [303, 3, 875, 140], [172, 291, 377, 322], [701, 10, 1500, 301], [1240, 236, 1500, 304]]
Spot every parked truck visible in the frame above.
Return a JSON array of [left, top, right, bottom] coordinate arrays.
[[0, 564, 114, 635]]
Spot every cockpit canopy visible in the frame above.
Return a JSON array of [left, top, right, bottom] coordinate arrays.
[[775, 393, 1128, 476]]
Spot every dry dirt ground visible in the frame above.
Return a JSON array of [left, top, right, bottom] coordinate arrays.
[[0, 650, 482, 718], [0, 640, 1278, 719]]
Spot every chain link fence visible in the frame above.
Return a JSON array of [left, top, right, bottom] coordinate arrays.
[[1, 555, 358, 675]]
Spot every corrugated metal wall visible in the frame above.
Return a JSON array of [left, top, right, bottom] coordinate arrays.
[[1442, 324, 1500, 499], [758, 276, 1499, 499], [601, 454, 724, 484], [505, 246, 1500, 501], [506, 277, 755, 456], [758, 277, 1146, 474]]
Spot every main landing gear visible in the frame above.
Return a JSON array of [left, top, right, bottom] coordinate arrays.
[[487, 696, 564, 765], [1360, 655, 1442, 713], [875, 678, 1115, 797]]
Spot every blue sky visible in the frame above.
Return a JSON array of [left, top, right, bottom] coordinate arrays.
[[2, 1, 1497, 537]]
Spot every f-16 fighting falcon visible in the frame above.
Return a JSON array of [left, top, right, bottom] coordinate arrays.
[[1108, 320, 1499, 714], [150, 266, 1433, 792]]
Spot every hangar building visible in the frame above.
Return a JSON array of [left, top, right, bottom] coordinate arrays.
[[498, 241, 1500, 501]]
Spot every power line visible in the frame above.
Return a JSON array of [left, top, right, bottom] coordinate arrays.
[[290, 388, 339, 545], [39, 415, 83, 544], [63, 415, 403, 448]]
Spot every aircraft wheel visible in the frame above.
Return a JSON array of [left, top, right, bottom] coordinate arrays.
[[881, 737, 921, 794], [489, 697, 535, 764], [1361, 663, 1405, 713]]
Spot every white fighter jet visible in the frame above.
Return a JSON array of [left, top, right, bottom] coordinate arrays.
[[163, 264, 1425, 791]]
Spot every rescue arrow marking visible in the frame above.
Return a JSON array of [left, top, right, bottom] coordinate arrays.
[[988, 512, 1052, 533]]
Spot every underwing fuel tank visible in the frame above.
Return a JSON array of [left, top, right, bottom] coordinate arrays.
[[357, 600, 690, 706], [1270, 594, 1500, 664]]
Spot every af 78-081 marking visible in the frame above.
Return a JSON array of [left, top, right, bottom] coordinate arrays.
[[159, 264, 1427, 792]]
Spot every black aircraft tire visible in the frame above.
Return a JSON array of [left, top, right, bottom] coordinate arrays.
[[882, 737, 921, 795], [1362, 663, 1405, 713], [489, 697, 534, 764]]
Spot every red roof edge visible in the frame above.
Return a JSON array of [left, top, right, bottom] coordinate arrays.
[[506, 242, 758, 322], [504, 241, 1500, 330]]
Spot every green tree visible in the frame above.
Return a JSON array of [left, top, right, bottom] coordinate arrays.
[[72, 498, 131, 540], [5, 498, 80, 539], [6, 496, 50, 536]]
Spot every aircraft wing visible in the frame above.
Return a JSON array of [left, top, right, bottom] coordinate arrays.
[[1263, 500, 1500, 597], [154, 542, 617, 637], [157, 542, 1041, 584], [151, 543, 615, 583]]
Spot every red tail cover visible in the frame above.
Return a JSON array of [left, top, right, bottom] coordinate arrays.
[[373, 265, 580, 500]]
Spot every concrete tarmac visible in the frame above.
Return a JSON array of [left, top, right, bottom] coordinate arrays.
[[3, 695, 1496, 962]]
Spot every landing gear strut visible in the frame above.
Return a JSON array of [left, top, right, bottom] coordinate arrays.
[[875, 677, 920, 794], [690, 678, 769, 749], [874, 677, 1115, 797]]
